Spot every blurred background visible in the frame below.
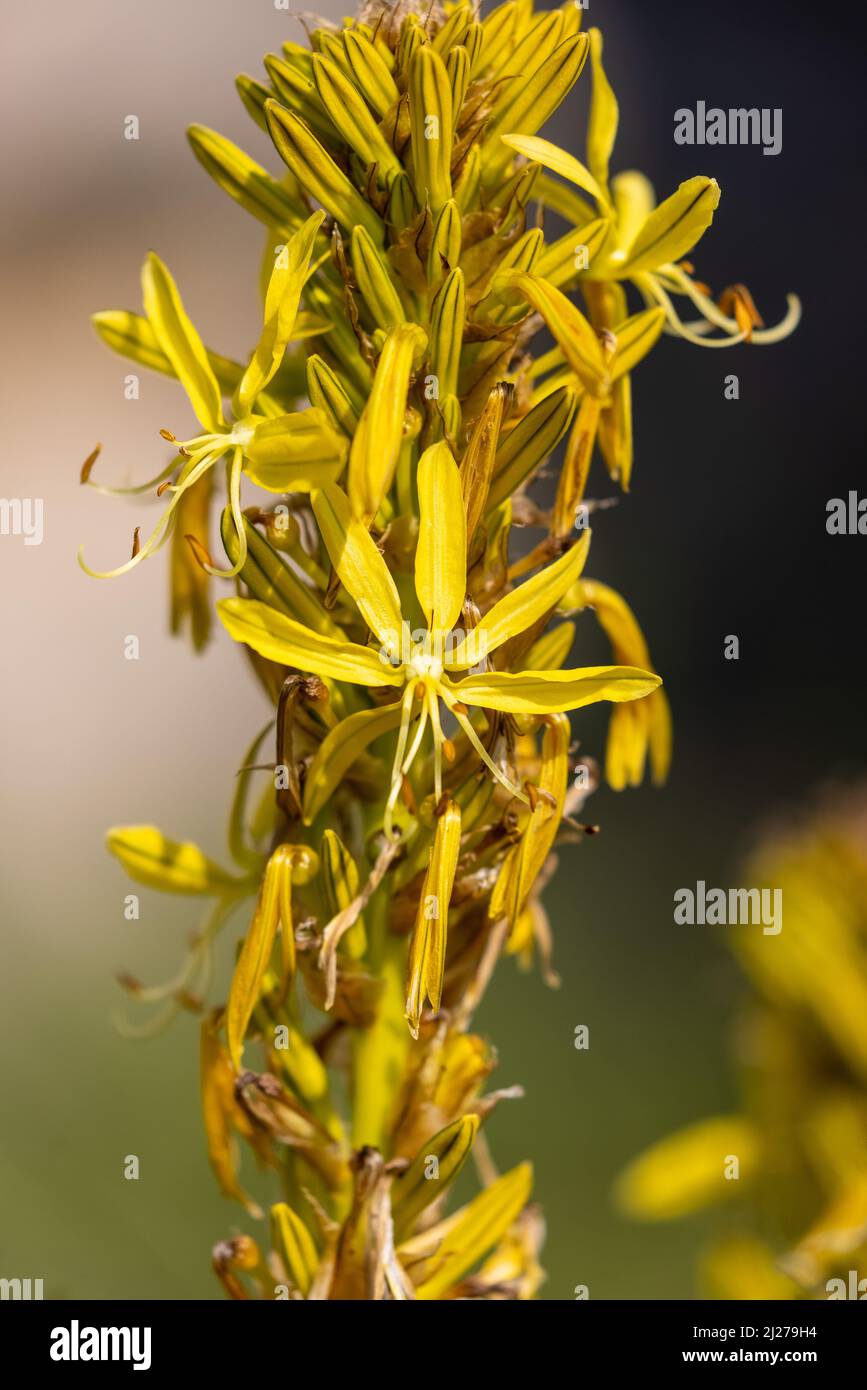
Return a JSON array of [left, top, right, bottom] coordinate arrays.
[[1, 0, 863, 1298]]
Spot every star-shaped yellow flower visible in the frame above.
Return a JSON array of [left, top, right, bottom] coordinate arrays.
[[218, 440, 660, 835]]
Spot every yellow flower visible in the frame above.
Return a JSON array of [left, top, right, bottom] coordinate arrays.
[[81, 213, 344, 584], [218, 443, 660, 834]]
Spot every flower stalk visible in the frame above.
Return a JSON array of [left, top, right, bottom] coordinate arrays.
[[87, 1, 797, 1299]]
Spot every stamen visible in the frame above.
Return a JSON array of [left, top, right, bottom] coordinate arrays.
[[441, 692, 529, 805], [384, 681, 419, 839]]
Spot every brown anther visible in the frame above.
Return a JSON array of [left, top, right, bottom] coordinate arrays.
[[442, 737, 456, 763], [719, 283, 764, 341], [80, 443, 101, 484], [185, 533, 213, 572], [678, 260, 695, 275], [116, 972, 142, 995], [451, 701, 469, 716], [400, 775, 418, 815], [526, 781, 541, 811], [178, 445, 192, 459], [156, 479, 172, 497], [130, 527, 141, 559], [159, 428, 177, 442], [435, 791, 452, 818], [414, 684, 425, 700], [175, 989, 203, 1013]]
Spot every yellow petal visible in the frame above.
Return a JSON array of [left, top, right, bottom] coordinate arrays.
[[270, 1202, 319, 1296], [348, 324, 427, 521], [494, 270, 608, 396], [201, 1022, 261, 1217], [415, 442, 467, 637], [243, 410, 347, 492], [408, 45, 454, 213], [450, 533, 590, 667], [405, 798, 463, 1037], [392, 1115, 479, 1238], [615, 1116, 756, 1220], [226, 852, 284, 1068], [106, 825, 238, 895], [265, 101, 385, 243], [487, 384, 578, 511], [236, 212, 325, 415], [187, 124, 302, 232], [610, 307, 666, 380], [500, 132, 607, 207], [351, 226, 406, 332], [491, 714, 570, 926], [413, 1162, 533, 1299], [312, 484, 404, 650], [311, 54, 401, 175], [303, 703, 405, 825], [449, 664, 660, 714], [217, 598, 403, 688], [141, 252, 224, 432], [586, 28, 618, 196], [621, 176, 720, 275]]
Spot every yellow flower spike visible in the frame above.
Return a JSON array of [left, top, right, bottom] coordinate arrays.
[[265, 101, 385, 244], [342, 29, 400, 118], [405, 797, 463, 1039], [391, 1114, 480, 1239], [415, 441, 467, 638], [311, 54, 403, 176], [347, 322, 427, 521], [615, 1116, 757, 1221], [408, 44, 454, 213], [235, 212, 325, 416], [85, 1, 801, 1300], [270, 1202, 319, 1297], [351, 227, 407, 333], [142, 252, 224, 434], [412, 1161, 533, 1299]]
